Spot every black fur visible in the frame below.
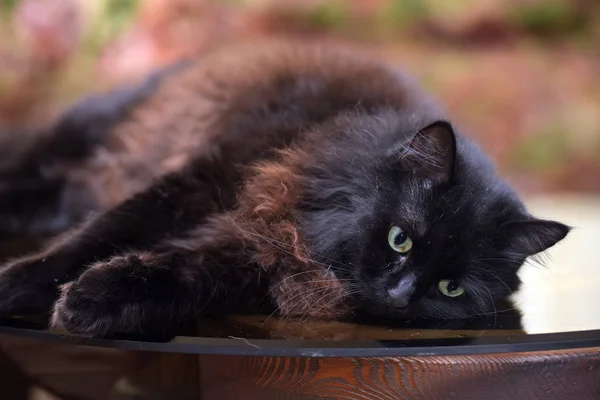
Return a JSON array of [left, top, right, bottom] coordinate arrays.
[[0, 41, 569, 336], [298, 110, 569, 319]]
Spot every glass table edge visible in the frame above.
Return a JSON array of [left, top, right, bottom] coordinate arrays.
[[0, 322, 599, 358]]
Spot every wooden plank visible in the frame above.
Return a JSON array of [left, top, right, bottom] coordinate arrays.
[[0, 334, 127, 400], [199, 348, 600, 400], [2, 329, 599, 400], [109, 352, 200, 400], [0, 345, 32, 400]]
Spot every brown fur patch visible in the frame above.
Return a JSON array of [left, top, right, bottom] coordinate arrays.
[[269, 268, 350, 319], [230, 147, 353, 319]]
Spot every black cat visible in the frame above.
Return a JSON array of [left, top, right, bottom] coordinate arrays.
[[0, 40, 569, 336]]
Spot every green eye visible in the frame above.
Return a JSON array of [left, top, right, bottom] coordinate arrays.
[[438, 279, 465, 297], [387, 226, 413, 253]]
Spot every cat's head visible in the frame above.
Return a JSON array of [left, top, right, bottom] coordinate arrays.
[[299, 110, 570, 319]]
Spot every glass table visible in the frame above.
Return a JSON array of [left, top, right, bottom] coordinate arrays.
[[0, 312, 599, 399], [0, 197, 598, 399]]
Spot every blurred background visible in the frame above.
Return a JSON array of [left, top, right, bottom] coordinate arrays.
[[0, 0, 599, 330], [1, 0, 599, 193]]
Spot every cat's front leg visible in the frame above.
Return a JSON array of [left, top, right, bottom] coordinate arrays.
[[0, 157, 242, 316], [51, 246, 263, 336], [0, 251, 80, 315], [51, 252, 206, 335]]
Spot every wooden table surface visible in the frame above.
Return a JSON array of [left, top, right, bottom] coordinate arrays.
[[0, 313, 598, 400]]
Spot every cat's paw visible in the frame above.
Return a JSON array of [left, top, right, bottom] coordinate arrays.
[[0, 257, 61, 315], [50, 254, 172, 336], [51, 280, 125, 336]]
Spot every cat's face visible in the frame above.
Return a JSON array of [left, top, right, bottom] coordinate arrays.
[[300, 114, 570, 320], [353, 172, 566, 319]]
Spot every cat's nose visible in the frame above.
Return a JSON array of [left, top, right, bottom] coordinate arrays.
[[387, 275, 416, 309]]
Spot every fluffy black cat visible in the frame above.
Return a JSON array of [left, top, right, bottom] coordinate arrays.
[[0, 40, 569, 335]]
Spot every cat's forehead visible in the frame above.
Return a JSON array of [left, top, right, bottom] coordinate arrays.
[[387, 178, 435, 237], [388, 180, 518, 241]]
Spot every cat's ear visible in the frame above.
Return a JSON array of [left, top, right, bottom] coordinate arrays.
[[501, 218, 571, 257], [406, 121, 456, 184]]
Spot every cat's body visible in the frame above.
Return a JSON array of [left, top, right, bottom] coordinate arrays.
[[0, 40, 568, 335]]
